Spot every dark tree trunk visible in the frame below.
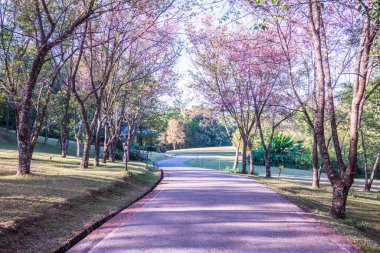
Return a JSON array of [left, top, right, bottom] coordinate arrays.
[[241, 139, 247, 174], [124, 147, 128, 171], [17, 138, 31, 175], [44, 117, 49, 145], [364, 182, 372, 192], [102, 124, 109, 164], [102, 145, 109, 164], [331, 182, 349, 219], [264, 149, 271, 178], [81, 133, 91, 169], [16, 50, 48, 175], [109, 143, 115, 162], [94, 119, 101, 167], [17, 120, 32, 176], [124, 134, 132, 171], [312, 134, 320, 188], [249, 144, 254, 175]]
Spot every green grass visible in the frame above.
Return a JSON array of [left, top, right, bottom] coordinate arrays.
[[254, 177, 380, 253], [147, 151, 173, 164], [176, 146, 380, 253], [183, 154, 380, 192], [0, 129, 161, 253], [167, 146, 236, 156]]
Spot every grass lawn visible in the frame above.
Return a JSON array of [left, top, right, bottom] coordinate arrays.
[[167, 146, 236, 157], [147, 151, 173, 164], [254, 177, 380, 253], [174, 146, 380, 253], [0, 129, 161, 253]]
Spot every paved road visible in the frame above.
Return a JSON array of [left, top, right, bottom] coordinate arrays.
[[69, 157, 359, 253]]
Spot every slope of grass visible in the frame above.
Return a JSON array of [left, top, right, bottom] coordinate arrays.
[[254, 176, 380, 253], [177, 146, 380, 253], [0, 129, 161, 253]]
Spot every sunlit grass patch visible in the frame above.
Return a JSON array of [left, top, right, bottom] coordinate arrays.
[[0, 130, 160, 253]]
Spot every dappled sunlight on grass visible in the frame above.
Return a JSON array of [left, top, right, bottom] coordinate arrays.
[[0, 138, 158, 235], [0, 132, 161, 252], [253, 176, 380, 251]]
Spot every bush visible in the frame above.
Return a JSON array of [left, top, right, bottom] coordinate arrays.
[[252, 148, 313, 170], [114, 150, 123, 160], [140, 145, 158, 152]]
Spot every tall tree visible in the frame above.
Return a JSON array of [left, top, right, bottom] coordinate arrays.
[[307, 0, 379, 219], [189, 21, 289, 174], [0, 0, 106, 175], [244, 0, 380, 218], [166, 118, 186, 150]]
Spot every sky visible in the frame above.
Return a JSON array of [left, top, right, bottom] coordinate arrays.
[[169, 1, 235, 108]]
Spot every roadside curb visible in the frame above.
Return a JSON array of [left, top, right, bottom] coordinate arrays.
[[53, 168, 164, 253]]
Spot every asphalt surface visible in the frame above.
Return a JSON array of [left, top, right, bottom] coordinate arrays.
[[69, 157, 359, 253]]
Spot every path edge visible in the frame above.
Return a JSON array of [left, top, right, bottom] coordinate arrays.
[[53, 168, 164, 253]]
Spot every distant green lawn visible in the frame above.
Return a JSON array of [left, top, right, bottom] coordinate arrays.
[[0, 128, 161, 253], [167, 146, 236, 157], [175, 147, 379, 192], [172, 146, 380, 253]]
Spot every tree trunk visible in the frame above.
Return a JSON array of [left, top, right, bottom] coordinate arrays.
[[124, 134, 132, 171], [264, 149, 271, 178], [249, 146, 254, 175], [76, 137, 81, 157], [93, 119, 101, 167], [6, 98, 10, 131], [331, 182, 349, 219], [61, 127, 68, 158], [364, 149, 380, 192], [109, 142, 115, 162], [81, 133, 91, 169], [61, 89, 71, 158], [16, 50, 48, 175], [241, 139, 247, 174], [102, 146, 109, 164], [254, 107, 271, 177], [102, 124, 109, 164], [124, 147, 128, 171], [312, 167, 320, 189], [17, 135, 31, 175], [364, 181, 372, 192], [233, 140, 240, 171], [312, 134, 320, 188], [44, 118, 49, 145]]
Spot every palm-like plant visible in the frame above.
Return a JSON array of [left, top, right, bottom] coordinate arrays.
[[270, 131, 295, 155]]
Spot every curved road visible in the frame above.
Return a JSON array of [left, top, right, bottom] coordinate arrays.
[[69, 157, 359, 253]]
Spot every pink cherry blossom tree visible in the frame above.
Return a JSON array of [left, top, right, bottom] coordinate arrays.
[[243, 0, 380, 218], [189, 20, 292, 175]]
